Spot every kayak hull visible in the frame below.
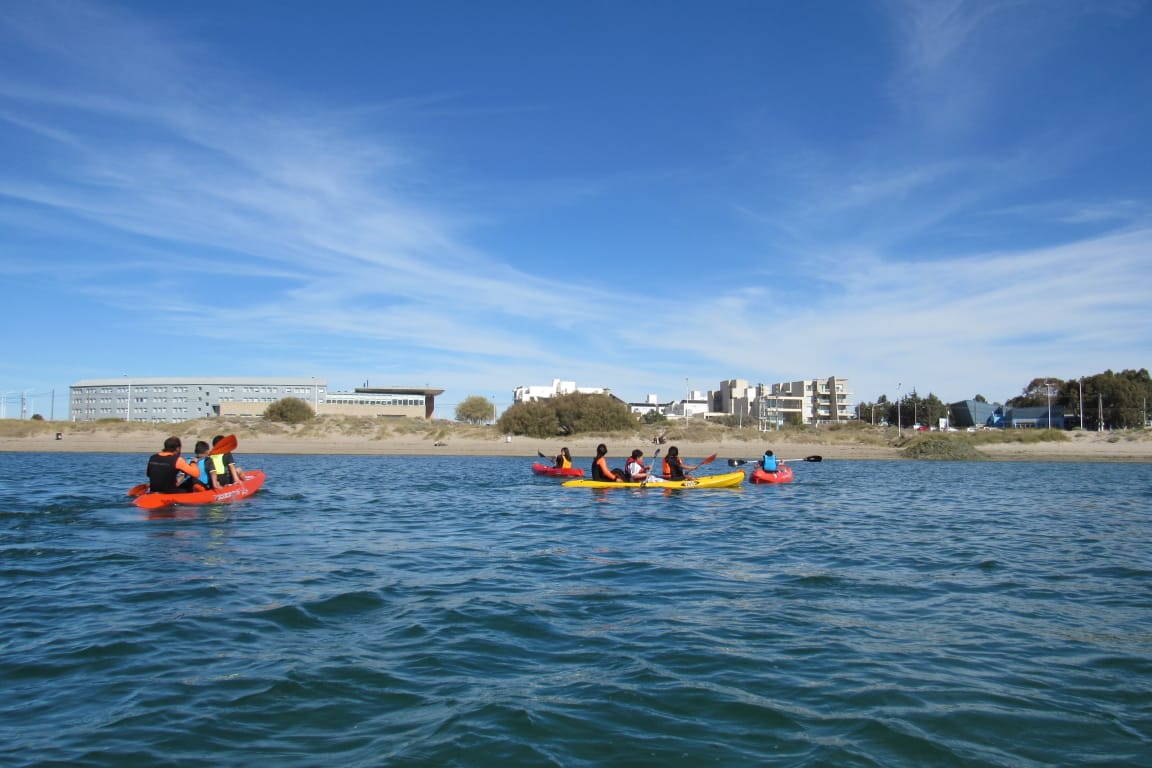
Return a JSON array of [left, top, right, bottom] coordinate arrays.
[[563, 470, 745, 489], [133, 470, 266, 508], [750, 465, 794, 484], [532, 462, 585, 478]]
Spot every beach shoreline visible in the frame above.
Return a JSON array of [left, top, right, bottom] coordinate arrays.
[[2, 425, 1150, 462]]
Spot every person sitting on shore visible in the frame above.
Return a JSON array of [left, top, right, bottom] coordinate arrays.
[[554, 447, 573, 470], [591, 443, 624, 482], [146, 437, 206, 494], [662, 446, 702, 481], [759, 449, 779, 473]]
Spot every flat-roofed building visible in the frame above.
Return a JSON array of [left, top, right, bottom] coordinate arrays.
[[70, 378, 443, 422], [744, 376, 854, 427]]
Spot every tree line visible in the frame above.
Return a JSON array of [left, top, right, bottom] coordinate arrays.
[[854, 368, 1151, 430], [1006, 368, 1150, 430]]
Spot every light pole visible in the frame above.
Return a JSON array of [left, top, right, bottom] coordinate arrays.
[[1079, 377, 1084, 430], [684, 377, 689, 425], [1046, 381, 1053, 430], [897, 382, 902, 437]]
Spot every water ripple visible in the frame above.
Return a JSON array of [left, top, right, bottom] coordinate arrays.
[[1, 453, 1150, 766]]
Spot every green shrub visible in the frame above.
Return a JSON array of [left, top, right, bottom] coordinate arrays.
[[264, 397, 315, 424]]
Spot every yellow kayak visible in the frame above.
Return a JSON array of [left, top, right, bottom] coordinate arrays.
[[562, 470, 745, 489]]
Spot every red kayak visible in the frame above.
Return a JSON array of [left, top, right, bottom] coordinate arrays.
[[532, 462, 585, 478], [130, 470, 266, 509], [750, 464, 794, 484]]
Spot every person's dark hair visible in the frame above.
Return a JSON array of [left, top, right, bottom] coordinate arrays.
[[596, 443, 608, 458], [163, 436, 181, 452], [631, 449, 643, 459], [764, 450, 774, 457], [212, 435, 225, 445], [667, 446, 679, 457], [194, 440, 210, 455]]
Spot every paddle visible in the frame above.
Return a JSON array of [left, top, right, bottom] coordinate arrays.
[[727, 455, 822, 466], [127, 435, 239, 498], [640, 448, 662, 486]]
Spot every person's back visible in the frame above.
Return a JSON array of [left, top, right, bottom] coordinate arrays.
[[211, 434, 243, 485], [147, 436, 199, 493], [592, 443, 623, 482], [761, 450, 778, 472], [179, 441, 215, 491]]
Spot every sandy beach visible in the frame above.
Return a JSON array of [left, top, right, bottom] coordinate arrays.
[[2, 423, 1150, 462]]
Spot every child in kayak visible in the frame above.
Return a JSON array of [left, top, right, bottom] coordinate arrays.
[[179, 440, 221, 492], [662, 446, 702, 481], [591, 443, 625, 482], [759, 449, 779, 473], [554, 447, 573, 470], [624, 449, 662, 482], [210, 434, 245, 486]]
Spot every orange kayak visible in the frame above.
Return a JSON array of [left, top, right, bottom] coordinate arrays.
[[130, 470, 266, 509]]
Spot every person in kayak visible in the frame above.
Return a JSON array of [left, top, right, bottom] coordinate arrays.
[[179, 440, 221, 492], [210, 434, 244, 486], [759, 449, 780, 473], [146, 437, 205, 493], [591, 443, 625, 482], [662, 446, 702, 480], [625, 449, 662, 482], [554, 447, 573, 470]]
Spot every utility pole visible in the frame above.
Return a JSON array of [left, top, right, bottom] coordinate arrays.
[[897, 382, 902, 437]]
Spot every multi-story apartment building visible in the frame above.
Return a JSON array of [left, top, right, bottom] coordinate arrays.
[[758, 376, 854, 425]]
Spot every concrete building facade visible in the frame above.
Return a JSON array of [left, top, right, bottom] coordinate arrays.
[[69, 378, 442, 422]]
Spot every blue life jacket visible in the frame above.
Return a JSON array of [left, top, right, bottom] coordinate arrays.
[[762, 453, 778, 471]]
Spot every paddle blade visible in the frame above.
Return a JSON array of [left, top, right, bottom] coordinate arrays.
[[538, 450, 549, 459], [127, 483, 149, 498], [804, 455, 823, 462], [699, 453, 718, 465], [209, 434, 237, 456], [727, 459, 751, 467]]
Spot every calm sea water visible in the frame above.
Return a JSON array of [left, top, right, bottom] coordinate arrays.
[[1, 452, 1150, 767]]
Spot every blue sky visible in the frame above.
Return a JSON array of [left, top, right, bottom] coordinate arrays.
[[2, 0, 1150, 419]]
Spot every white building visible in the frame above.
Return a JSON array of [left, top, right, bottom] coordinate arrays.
[[513, 378, 609, 403]]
